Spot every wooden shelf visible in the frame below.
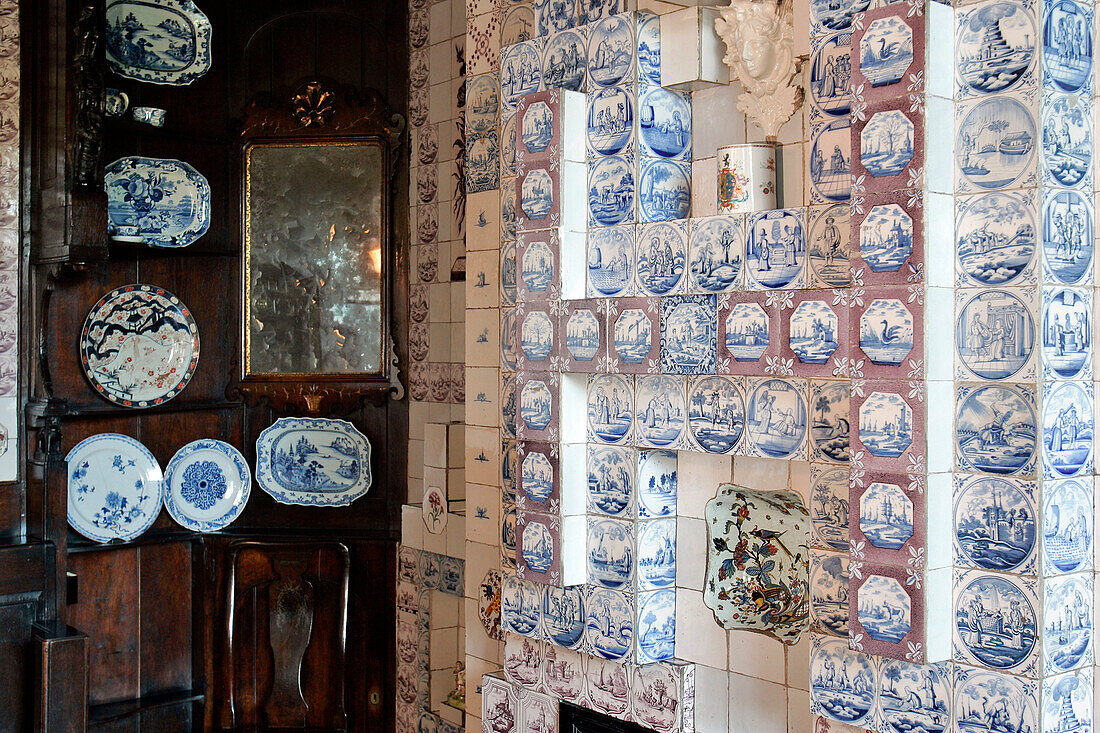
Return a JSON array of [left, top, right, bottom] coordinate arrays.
[[88, 688, 204, 725], [27, 399, 245, 423], [67, 529, 202, 554]]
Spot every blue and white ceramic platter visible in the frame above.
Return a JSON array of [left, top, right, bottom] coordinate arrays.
[[255, 417, 373, 506], [105, 157, 211, 248], [67, 433, 164, 543], [106, 0, 213, 85], [164, 439, 250, 532]]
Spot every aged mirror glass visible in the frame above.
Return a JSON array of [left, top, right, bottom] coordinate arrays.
[[244, 140, 386, 378]]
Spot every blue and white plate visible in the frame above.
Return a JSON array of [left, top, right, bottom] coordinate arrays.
[[106, 0, 212, 85], [67, 433, 164, 543], [255, 417, 373, 506], [164, 439, 250, 532], [105, 157, 211, 248]]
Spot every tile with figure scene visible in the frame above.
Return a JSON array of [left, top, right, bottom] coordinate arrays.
[[481, 674, 520, 733], [717, 292, 782, 376], [587, 224, 635, 297], [586, 13, 636, 89], [954, 382, 1038, 477], [809, 32, 853, 119], [541, 584, 587, 650], [952, 473, 1037, 575], [1041, 92, 1091, 190], [588, 443, 637, 517], [1042, 573, 1092, 674], [1041, 380, 1093, 480], [745, 208, 808, 290], [811, 550, 850, 637], [541, 643, 586, 702], [501, 242, 518, 307], [810, 634, 876, 727], [587, 516, 636, 590], [955, 95, 1038, 194], [808, 204, 851, 289], [500, 111, 517, 178], [502, 574, 543, 637], [588, 154, 636, 227], [468, 131, 501, 194], [952, 569, 1038, 676], [953, 668, 1037, 733], [585, 586, 635, 661], [1042, 477, 1092, 575], [587, 372, 635, 444], [953, 287, 1037, 383], [1041, 287, 1091, 380], [688, 215, 745, 294], [541, 27, 587, 91], [810, 465, 851, 551], [686, 375, 746, 455], [808, 118, 852, 204], [875, 659, 951, 733], [500, 39, 544, 111], [633, 374, 686, 449], [1041, 0, 1092, 94], [637, 85, 691, 161], [636, 220, 687, 297], [638, 158, 690, 223], [1041, 187, 1092, 285], [587, 85, 637, 159], [660, 294, 717, 375]]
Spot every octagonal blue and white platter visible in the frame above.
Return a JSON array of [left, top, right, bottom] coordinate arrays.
[[67, 433, 164, 543], [255, 417, 373, 507], [106, 0, 213, 86], [164, 439, 250, 532]]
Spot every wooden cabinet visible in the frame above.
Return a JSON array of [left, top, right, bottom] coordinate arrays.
[[1, 1, 410, 729]]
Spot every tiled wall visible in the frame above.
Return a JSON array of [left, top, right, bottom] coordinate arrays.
[[0, 0, 17, 483]]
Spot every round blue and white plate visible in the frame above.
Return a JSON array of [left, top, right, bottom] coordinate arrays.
[[163, 439, 250, 532], [66, 433, 164, 543]]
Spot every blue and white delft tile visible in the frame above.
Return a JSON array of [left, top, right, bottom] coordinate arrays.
[[1041, 0, 1092, 95], [810, 550, 849, 637], [954, 190, 1037, 288], [955, 95, 1039, 194], [585, 586, 635, 661], [634, 588, 675, 664], [810, 381, 850, 463], [1041, 381, 1093, 480], [503, 632, 543, 688], [517, 371, 558, 442], [745, 208, 808, 290], [808, 32, 852, 121], [501, 313, 518, 376], [502, 438, 519, 500], [518, 440, 559, 511], [1040, 188, 1093, 285], [587, 224, 635, 297], [636, 517, 675, 591], [605, 297, 661, 373], [852, 101, 921, 194], [537, 0, 576, 35], [636, 220, 687, 296], [468, 73, 501, 137], [467, 132, 501, 194], [1042, 477, 1093, 575], [419, 550, 441, 589], [807, 204, 851, 288], [439, 556, 464, 596], [1041, 92, 1091, 190], [541, 584, 586, 650], [853, 478, 915, 555], [587, 85, 637, 159], [852, 384, 922, 472], [588, 443, 637, 517], [585, 654, 630, 716], [500, 38, 544, 111], [717, 293, 780, 374], [502, 574, 543, 638], [501, 242, 518, 307], [586, 13, 636, 89], [502, 5, 537, 48], [660, 294, 717, 375], [516, 303, 557, 369], [810, 634, 877, 727], [588, 154, 636, 227], [852, 8, 919, 103], [1042, 573, 1092, 674], [873, 660, 951, 733], [501, 498, 518, 569], [636, 448, 676, 518], [807, 118, 851, 203], [398, 546, 421, 584], [853, 195, 918, 283], [952, 569, 1039, 676], [637, 85, 690, 161], [587, 372, 634, 444], [517, 229, 559, 302], [952, 473, 1038, 575], [854, 293, 917, 376], [745, 377, 809, 460], [810, 465, 851, 550], [638, 157, 690, 222], [500, 111, 517, 178], [541, 27, 587, 91], [810, 0, 871, 36], [954, 0, 1038, 100], [561, 300, 605, 372], [785, 293, 847, 376], [587, 516, 636, 589], [685, 375, 746, 455], [953, 287, 1037, 382], [1041, 669, 1092, 733], [579, 0, 627, 26], [1041, 287, 1091, 380], [633, 374, 686, 449], [850, 567, 919, 657], [688, 215, 745, 294], [501, 178, 518, 241], [636, 12, 661, 86]]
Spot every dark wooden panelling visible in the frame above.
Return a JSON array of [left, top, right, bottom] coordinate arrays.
[[0, 599, 40, 730]]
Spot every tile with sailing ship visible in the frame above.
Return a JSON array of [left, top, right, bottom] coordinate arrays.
[[807, 118, 852, 204], [807, 204, 851, 289], [587, 224, 635, 298], [808, 32, 853, 121], [516, 229, 560, 303], [517, 440, 560, 513], [541, 27, 587, 92], [717, 292, 781, 377], [745, 208, 808, 291], [851, 190, 923, 288], [849, 471, 925, 567], [629, 656, 682, 730], [585, 648, 631, 714], [560, 299, 606, 373], [851, 380, 925, 473], [1041, 477, 1092, 575], [810, 550, 849, 637], [954, 0, 1038, 100], [686, 375, 746, 455], [1040, 669, 1092, 733], [688, 214, 745, 294], [588, 154, 637, 227], [850, 287, 923, 380], [637, 85, 691, 162], [586, 84, 637, 160], [515, 301, 557, 371], [633, 374, 686, 450], [1041, 187, 1093, 286], [502, 574, 544, 638], [586, 13, 637, 89], [848, 563, 924, 662], [500, 38, 544, 111], [1041, 0, 1093, 95], [953, 287, 1037, 382], [955, 94, 1039, 194], [599, 297, 657, 374], [636, 220, 687, 297], [851, 97, 923, 196], [1041, 92, 1091, 190], [810, 634, 876, 728], [782, 290, 849, 379], [954, 189, 1037, 288], [517, 370, 559, 442], [587, 372, 635, 445], [1042, 573, 1093, 675], [954, 382, 1038, 478], [467, 73, 501, 138], [638, 157, 690, 223], [952, 569, 1039, 676], [660, 294, 716, 375], [810, 380, 850, 464], [810, 465, 850, 551], [1041, 380, 1094, 480], [1041, 287, 1091, 381], [585, 586, 636, 662], [851, 4, 921, 103], [952, 473, 1037, 575], [516, 509, 562, 584]]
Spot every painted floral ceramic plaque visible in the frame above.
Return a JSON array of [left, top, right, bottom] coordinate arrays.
[[106, 0, 213, 85], [66, 433, 164, 543], [80, 284, 200, 408], [254, 417, 373, 507], [704, 482, 810, 643]]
